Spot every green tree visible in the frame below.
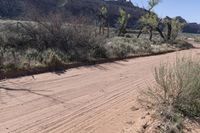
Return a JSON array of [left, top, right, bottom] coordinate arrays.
[[138, 13, 160, 40], [163, 17, 185, 41], [137, 0, 162, 41], [138, 0, 185, 42], [98, 5, 110, 37], [148, 0, 160, 11], [118, 8, 130, 36]]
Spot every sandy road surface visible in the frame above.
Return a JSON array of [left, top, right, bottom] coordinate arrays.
[[0, 44, 200, 133]]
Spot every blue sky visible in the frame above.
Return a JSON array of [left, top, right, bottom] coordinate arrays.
[[131, 0, 200, 23]]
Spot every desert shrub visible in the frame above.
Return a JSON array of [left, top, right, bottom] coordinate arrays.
[[42, 49, 65, 68], [112, 43, 133, 58], [65, 21, 107, 61], [1, 13, 107, 59], [194, 36, 200, 43], [107, 37, 154, 57], [146, 57, 200, 132], [0, 12, 108, 75], [171, 39, 194, 49], [3, 13, 69, 50], [2, 63, 19, 73]]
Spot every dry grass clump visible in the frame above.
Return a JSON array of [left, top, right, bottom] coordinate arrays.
[[146, 57, 200, 132]]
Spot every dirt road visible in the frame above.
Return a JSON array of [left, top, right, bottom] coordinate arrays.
[[0, 45, 200, 133]]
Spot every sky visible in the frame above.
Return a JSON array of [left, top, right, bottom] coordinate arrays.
[[131, 0, 200, 23]]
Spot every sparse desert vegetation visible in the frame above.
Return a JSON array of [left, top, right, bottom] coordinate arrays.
[[0, 8, 193, 79], [0, 0, 195, 79], [194, 36, 200, 43], [141, 57, 200, 132], [0, 0, 200, 133]]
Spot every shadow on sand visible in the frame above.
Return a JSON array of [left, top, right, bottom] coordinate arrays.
[[0, 82, 64, 104]]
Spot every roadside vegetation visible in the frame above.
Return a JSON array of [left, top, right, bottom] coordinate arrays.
[[143, 57, 200, 132], [135, 1, 200, 132], [179, 33, 200, 43], [194, 35, 200, 43], [0, 0, 193, 79], [0, 0, 200, 132]]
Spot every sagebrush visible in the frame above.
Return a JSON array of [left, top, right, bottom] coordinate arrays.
[[145, 57, 200, 132]]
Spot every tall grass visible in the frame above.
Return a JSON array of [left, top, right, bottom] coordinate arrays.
[[146, 57, 200, 132]]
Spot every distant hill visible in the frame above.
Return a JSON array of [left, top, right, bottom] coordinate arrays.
[[0, 0, 199, 33], [169, 16, 200, 34], [63, 0, 147, 27], [183, 23, 200, 34], [0, 0, 147, 28]]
